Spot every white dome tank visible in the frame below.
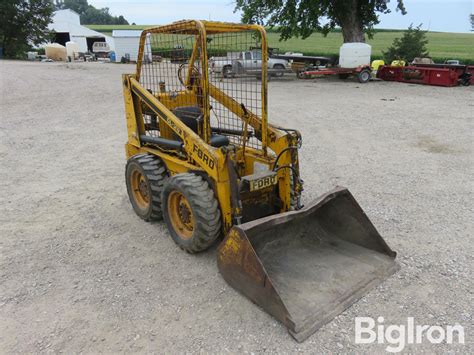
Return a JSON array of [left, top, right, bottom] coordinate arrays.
[[339, 43, 371, 68], [66, 41, 80, 58]]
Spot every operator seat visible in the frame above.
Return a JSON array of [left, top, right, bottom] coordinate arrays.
[[172, 106, 229, 148]]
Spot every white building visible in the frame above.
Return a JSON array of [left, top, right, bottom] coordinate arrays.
[[48, 9, 114, 53], [112, 30, 142, 62]]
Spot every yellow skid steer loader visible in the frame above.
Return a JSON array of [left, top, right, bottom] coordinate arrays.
[[122, 20, 399, 341]]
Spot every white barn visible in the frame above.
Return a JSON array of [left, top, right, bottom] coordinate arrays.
[[112, 30, 142, 62], [48, 9, 114, 53]]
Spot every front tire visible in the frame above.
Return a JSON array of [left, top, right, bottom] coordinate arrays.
[[125, 154, 168, 221], [162, 173, 221, 253], [297, 71, 309, 79]]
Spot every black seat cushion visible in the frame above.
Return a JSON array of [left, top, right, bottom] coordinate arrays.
[[172, 106, 229, 147], [173, 106, 201, 133], [210, 134, 229, 147], [173, 106, 230, 148]]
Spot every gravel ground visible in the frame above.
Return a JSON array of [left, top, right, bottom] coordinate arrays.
[[0, 60, 472, 353]]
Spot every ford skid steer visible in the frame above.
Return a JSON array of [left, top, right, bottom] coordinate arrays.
[[122, 20, 399, 341]]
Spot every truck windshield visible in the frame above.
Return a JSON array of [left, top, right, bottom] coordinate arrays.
[[252, 50, 262, 60]]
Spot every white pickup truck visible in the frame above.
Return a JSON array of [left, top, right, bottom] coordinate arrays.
[[92, 41, 111, 58], [209, 50, 290, 78]]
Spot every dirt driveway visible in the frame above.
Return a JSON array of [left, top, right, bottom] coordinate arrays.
[[0, 60, 472, 353]]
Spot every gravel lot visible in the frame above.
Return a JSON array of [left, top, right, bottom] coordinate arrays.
[[1, 60, 472, 353]]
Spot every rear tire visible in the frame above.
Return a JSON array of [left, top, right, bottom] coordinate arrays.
[[222, 65, 233, 78], [460, 74, 471, 86], [125, 154, 168, 221], [162, 173, 221, 253], [273, 64, 285, 77], [357, 69, 371, 83]]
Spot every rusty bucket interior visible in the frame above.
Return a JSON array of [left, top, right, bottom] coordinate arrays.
[[217, 187, 399, 342]]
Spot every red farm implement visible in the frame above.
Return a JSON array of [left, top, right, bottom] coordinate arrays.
[[377, 65, 472, 87], [412, 63, 474, 86]]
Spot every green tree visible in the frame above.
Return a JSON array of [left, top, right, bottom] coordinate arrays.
[[470, 14, 473, 31], [0, 0, 54, 58], [383, 24, 428, 62], [235, 0, 407, 43], [54, 0, 88, 14], [117, 15, 128, 25], [54, 0, 129, 25], [81, 6, 107, 24]]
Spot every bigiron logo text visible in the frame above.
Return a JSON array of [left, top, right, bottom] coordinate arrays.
[[355, 317, 465, 353]]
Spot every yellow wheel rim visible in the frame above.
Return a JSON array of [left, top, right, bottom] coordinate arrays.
[[168, 190, 194, 240], [130, 168, 150, 210]]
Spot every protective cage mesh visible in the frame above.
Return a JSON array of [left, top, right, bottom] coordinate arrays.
[[138, 24, 264, 149]]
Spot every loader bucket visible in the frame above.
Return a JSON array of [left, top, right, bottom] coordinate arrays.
[[217, 186, 399, 342]]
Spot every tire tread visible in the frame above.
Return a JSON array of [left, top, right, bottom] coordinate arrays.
[[162, 173, 222, 253], [125, 154, 168, 221]]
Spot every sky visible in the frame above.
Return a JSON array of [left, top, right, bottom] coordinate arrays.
[[87, 0, 474, 33]]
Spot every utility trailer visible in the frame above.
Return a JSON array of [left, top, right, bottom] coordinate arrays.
[[377, 65, 472, 87], [271, 53, 333, 78], [295, 42, 373, 83], [299, 65, 373, 83]]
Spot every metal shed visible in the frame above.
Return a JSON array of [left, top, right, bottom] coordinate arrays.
[[48, 9, 114, 53], [112, 30, 143, 63]]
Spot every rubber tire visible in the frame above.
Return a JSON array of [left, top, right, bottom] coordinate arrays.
[[357, 69, 371, 83], [273, 64, 285, 77], [162, 173, 221, 253], [125, 154, 168, 221], [222, 65, 233, 78], [289, 174, 300, 211], [460, 75, 471, 86], [297, 71, 307, 79]]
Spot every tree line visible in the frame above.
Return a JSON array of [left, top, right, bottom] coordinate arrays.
[[1, 0, 470, 61], [54, 0, 130, 25]]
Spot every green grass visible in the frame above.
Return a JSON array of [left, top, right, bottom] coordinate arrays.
[[267, 31, 474, 63], [88, 25, 474, 63]]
